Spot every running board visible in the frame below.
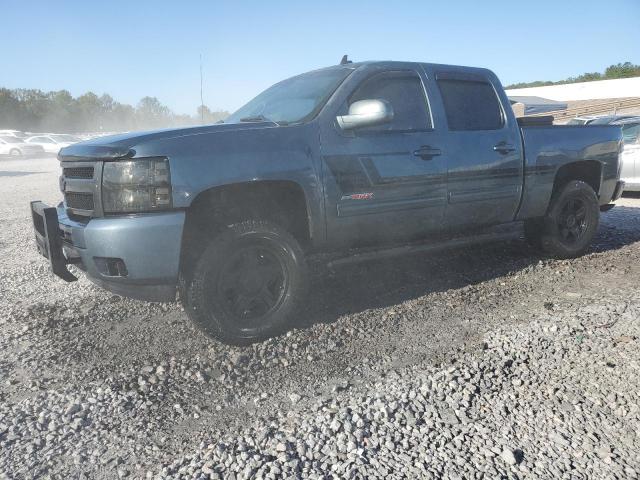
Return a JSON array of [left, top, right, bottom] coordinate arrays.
[[325, 228, 521, 270]]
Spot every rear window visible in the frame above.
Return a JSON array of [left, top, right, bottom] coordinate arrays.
[[437, 79, 504, 131]]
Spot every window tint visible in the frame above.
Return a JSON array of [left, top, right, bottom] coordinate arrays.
[[437, 79, 504, 131], [349, 72, 431, 131]]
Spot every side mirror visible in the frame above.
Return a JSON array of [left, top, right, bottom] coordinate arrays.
[[336, 99, 394, 131]]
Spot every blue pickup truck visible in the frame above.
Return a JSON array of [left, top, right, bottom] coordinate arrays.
[[31, 60, 624, 344]]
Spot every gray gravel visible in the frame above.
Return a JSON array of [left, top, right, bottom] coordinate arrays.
[[1, 156, 639, 479]]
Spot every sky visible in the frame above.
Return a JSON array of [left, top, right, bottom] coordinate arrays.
[[2, 0, 639, 115]]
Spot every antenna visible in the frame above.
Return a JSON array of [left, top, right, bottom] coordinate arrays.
[[199, 54, 204, 124], [340, 54, 352, 65]]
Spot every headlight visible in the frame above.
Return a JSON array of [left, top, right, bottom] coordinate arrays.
[[102, 158, 172, 213]]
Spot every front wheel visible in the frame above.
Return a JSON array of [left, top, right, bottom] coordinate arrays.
[[529, 180, 600, 259], [181, 220, 308, 345], [9, 149, 22, 157]]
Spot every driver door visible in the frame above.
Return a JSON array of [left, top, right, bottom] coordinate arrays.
[[320, 69, 448, 248]]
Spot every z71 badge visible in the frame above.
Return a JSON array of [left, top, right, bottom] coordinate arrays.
[[342, 192, 374, 200]]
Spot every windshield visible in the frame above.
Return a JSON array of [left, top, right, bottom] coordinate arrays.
[[225, 68, 352, 125], [0, 136, 22, 143]]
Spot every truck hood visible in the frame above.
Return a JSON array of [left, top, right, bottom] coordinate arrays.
[[58, 121, 277, 160]]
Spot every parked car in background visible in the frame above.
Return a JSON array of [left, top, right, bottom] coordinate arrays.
[[588, 115, 639, 125], [0, 135, 45, 157], [0, 129, 29, 139], [568, 114, 640, 126], [566, 117, 593, 125], [52, 134, 82, 143], [25, 134, 80, 154], [614, 117, 640, 191]]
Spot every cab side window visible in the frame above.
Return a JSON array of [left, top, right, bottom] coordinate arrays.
[[622, 124, 640, 145], [348, 71, 432, 132], [437, 78, 504, 131]]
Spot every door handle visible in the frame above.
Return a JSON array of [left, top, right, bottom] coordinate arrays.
[[413, 145, 442, 160], [493, 142, 516, 154]]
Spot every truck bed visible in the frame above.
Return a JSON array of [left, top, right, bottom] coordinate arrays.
[[516, 124, 622, 220]]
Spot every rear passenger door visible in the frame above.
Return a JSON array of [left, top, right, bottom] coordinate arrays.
[[430, 70, 524, 232]]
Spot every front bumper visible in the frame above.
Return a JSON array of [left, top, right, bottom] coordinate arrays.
[[30, 201, 185, 302], [612, 180, 625, 201]]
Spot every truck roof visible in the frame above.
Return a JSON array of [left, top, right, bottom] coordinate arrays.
[[312, 60, 497, 81]]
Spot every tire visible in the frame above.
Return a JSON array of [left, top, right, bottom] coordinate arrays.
[[537, 180, 600, 259], [9, 149, 22, 157], [181, 219, 308, 345]]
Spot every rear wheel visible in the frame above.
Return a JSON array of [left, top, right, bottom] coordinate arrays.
[[527, 180, 600, 258], [181, 219, 308, 345]]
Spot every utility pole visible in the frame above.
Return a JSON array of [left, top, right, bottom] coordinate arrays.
[[200, 54, 205, 124]]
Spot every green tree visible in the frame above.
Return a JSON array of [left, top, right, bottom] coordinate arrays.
[[506, 62, 640, 89], [605, 62, 640, 79], [75, 92, 103, 131], [0, 87, 228, 133], [42, 90, 75, 132], [0, 88, 24, 130], [197, 105, 228, 124], [136, 96, 171, 129]]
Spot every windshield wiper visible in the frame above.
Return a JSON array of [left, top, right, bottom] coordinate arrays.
[[237, 114, 289, 126], [239, 114, 271, 122]]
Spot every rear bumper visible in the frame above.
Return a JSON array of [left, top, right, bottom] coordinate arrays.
[[30, 201, 185, 302]]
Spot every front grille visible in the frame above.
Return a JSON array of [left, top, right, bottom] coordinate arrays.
[[60, 160, 102, 217], [63, 167, 94, 179], [65, 192, 94, 210]]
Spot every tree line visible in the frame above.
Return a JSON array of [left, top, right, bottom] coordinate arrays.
[[505, 62, 640, 90], [0, 88, 229, 134]]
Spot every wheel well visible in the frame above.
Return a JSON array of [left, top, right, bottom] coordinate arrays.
[[181, 181, 311, 272], [552, 161, 602, 196]]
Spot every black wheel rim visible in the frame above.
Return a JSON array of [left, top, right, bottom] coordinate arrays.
[[215, 242, 288, 329], [557, 196, 589, 245]]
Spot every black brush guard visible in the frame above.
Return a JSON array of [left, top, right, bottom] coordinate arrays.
[[30, 201, 77, 282]]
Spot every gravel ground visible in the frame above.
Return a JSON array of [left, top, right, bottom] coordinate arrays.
[[1, 156, 639, 479]]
